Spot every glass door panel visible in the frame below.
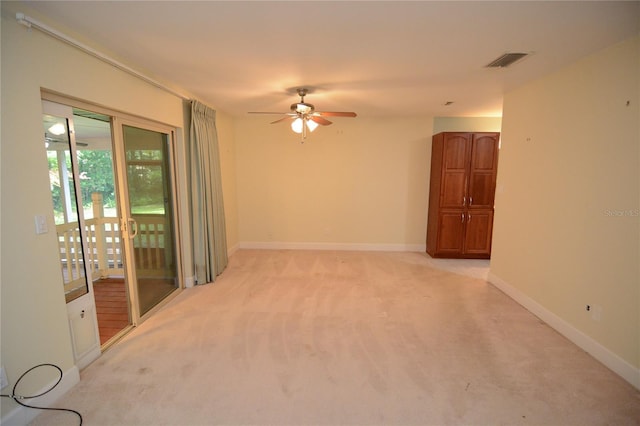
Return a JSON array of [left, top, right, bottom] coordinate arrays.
[[42, 100, 101, 368], [122, 124, 179, 316], [72, 108, 133, 346], [44, 102, 134, 348], [43, 114, 89, 302]]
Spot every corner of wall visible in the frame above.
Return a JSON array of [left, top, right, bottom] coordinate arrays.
[[488, 272, 640, 390], [1, 364, 80, 425]]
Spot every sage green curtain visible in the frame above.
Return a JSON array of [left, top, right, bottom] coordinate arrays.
[[189, 100, 228, 284]]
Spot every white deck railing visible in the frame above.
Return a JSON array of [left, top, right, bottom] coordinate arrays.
[[85, 216, 124, 278], [57, 193, 172, 294], [57, 221, 88, 294]]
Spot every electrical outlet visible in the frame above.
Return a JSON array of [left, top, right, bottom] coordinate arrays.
[[0, 366, 8, 389]]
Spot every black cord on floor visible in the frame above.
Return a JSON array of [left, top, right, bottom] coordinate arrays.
[[0, 363, 83, 426]]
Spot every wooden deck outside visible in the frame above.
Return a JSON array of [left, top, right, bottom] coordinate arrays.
[[93, 276, 178, 346], [93, 278, 130, 346]]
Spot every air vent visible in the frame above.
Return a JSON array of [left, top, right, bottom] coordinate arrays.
[[486, 53, 528, 68]]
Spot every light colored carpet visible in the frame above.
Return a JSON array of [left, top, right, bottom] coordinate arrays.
[[32, 249, 639, 425]]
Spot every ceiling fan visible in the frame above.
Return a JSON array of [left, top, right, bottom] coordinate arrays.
[[45, 136, 89, 148], [249, 88, 357, 140]]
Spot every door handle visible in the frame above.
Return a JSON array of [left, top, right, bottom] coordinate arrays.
[[468, 213, 472, 222], [127, 217, 138, 239], [461, 213, 465, 223]]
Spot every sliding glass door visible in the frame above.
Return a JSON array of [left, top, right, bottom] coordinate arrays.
[[43, 97, 182, 354], [42, 100, 102, 367], [114, 120, 181, 319]]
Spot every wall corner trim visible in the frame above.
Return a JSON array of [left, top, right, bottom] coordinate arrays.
[[227, 244, 240, 257], [488, 272, 640, 390], [1, 364, 80, 425]]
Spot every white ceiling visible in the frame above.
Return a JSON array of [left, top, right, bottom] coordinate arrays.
[[17, 1, 640, 118]]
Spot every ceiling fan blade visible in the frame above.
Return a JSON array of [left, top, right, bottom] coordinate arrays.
[[270, 116, 293, 124], [315, 111, 357, 117], [310, 116, 333, 126], [248, 112, 293, 115]]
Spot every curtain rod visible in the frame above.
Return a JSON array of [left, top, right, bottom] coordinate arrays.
[[16, 12, 192, 102]]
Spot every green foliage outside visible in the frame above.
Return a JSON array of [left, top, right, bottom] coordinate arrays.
[[48, 149, 166, 221], [77, 150, 117, 208], [126, 150, 165, 213]]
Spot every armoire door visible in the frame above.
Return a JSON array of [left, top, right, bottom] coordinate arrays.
[[463, 210, 494, 255], [436, 210, 466, 254], [440, 133, 471, 209], [468, 133, 499, 210]]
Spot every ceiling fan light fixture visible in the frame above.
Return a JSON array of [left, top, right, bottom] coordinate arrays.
[[48, 123, 66, 135], [291, 117, 304, 133], [306, 118, 318, 132], [249, 88, 356, 141]]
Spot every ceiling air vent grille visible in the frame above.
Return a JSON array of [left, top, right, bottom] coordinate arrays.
[[486, 53, 528, 68]]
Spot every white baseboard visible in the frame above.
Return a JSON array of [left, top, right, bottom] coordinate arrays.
[[488, 272, 640, 390], [238, 241, 426, 252], [227, 243, 239, 257], [183, 275, 196, 288], [1, 364, 80, 426]]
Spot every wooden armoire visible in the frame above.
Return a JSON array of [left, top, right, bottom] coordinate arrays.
[[426, 132, 499, 259]]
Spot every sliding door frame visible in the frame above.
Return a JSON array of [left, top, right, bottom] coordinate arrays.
[[42, 90, 185, 327], [112, 116, 184, 324], [42, 99, 102, 368]]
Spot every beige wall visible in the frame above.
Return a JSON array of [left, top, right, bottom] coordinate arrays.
[[0, 3, 236, 417], [490, 36, 639, 373], [216, 111, 239, 252], [433, 116, 502, 134], [232, 115, 499, 250], [0, 2, 177, 395], [234, 116, 433, 249]]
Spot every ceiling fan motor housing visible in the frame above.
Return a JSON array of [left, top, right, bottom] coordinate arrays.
[[291, 102, 314, 114]]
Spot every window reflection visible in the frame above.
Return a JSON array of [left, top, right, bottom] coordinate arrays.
[[43, 114, 89, 303]]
